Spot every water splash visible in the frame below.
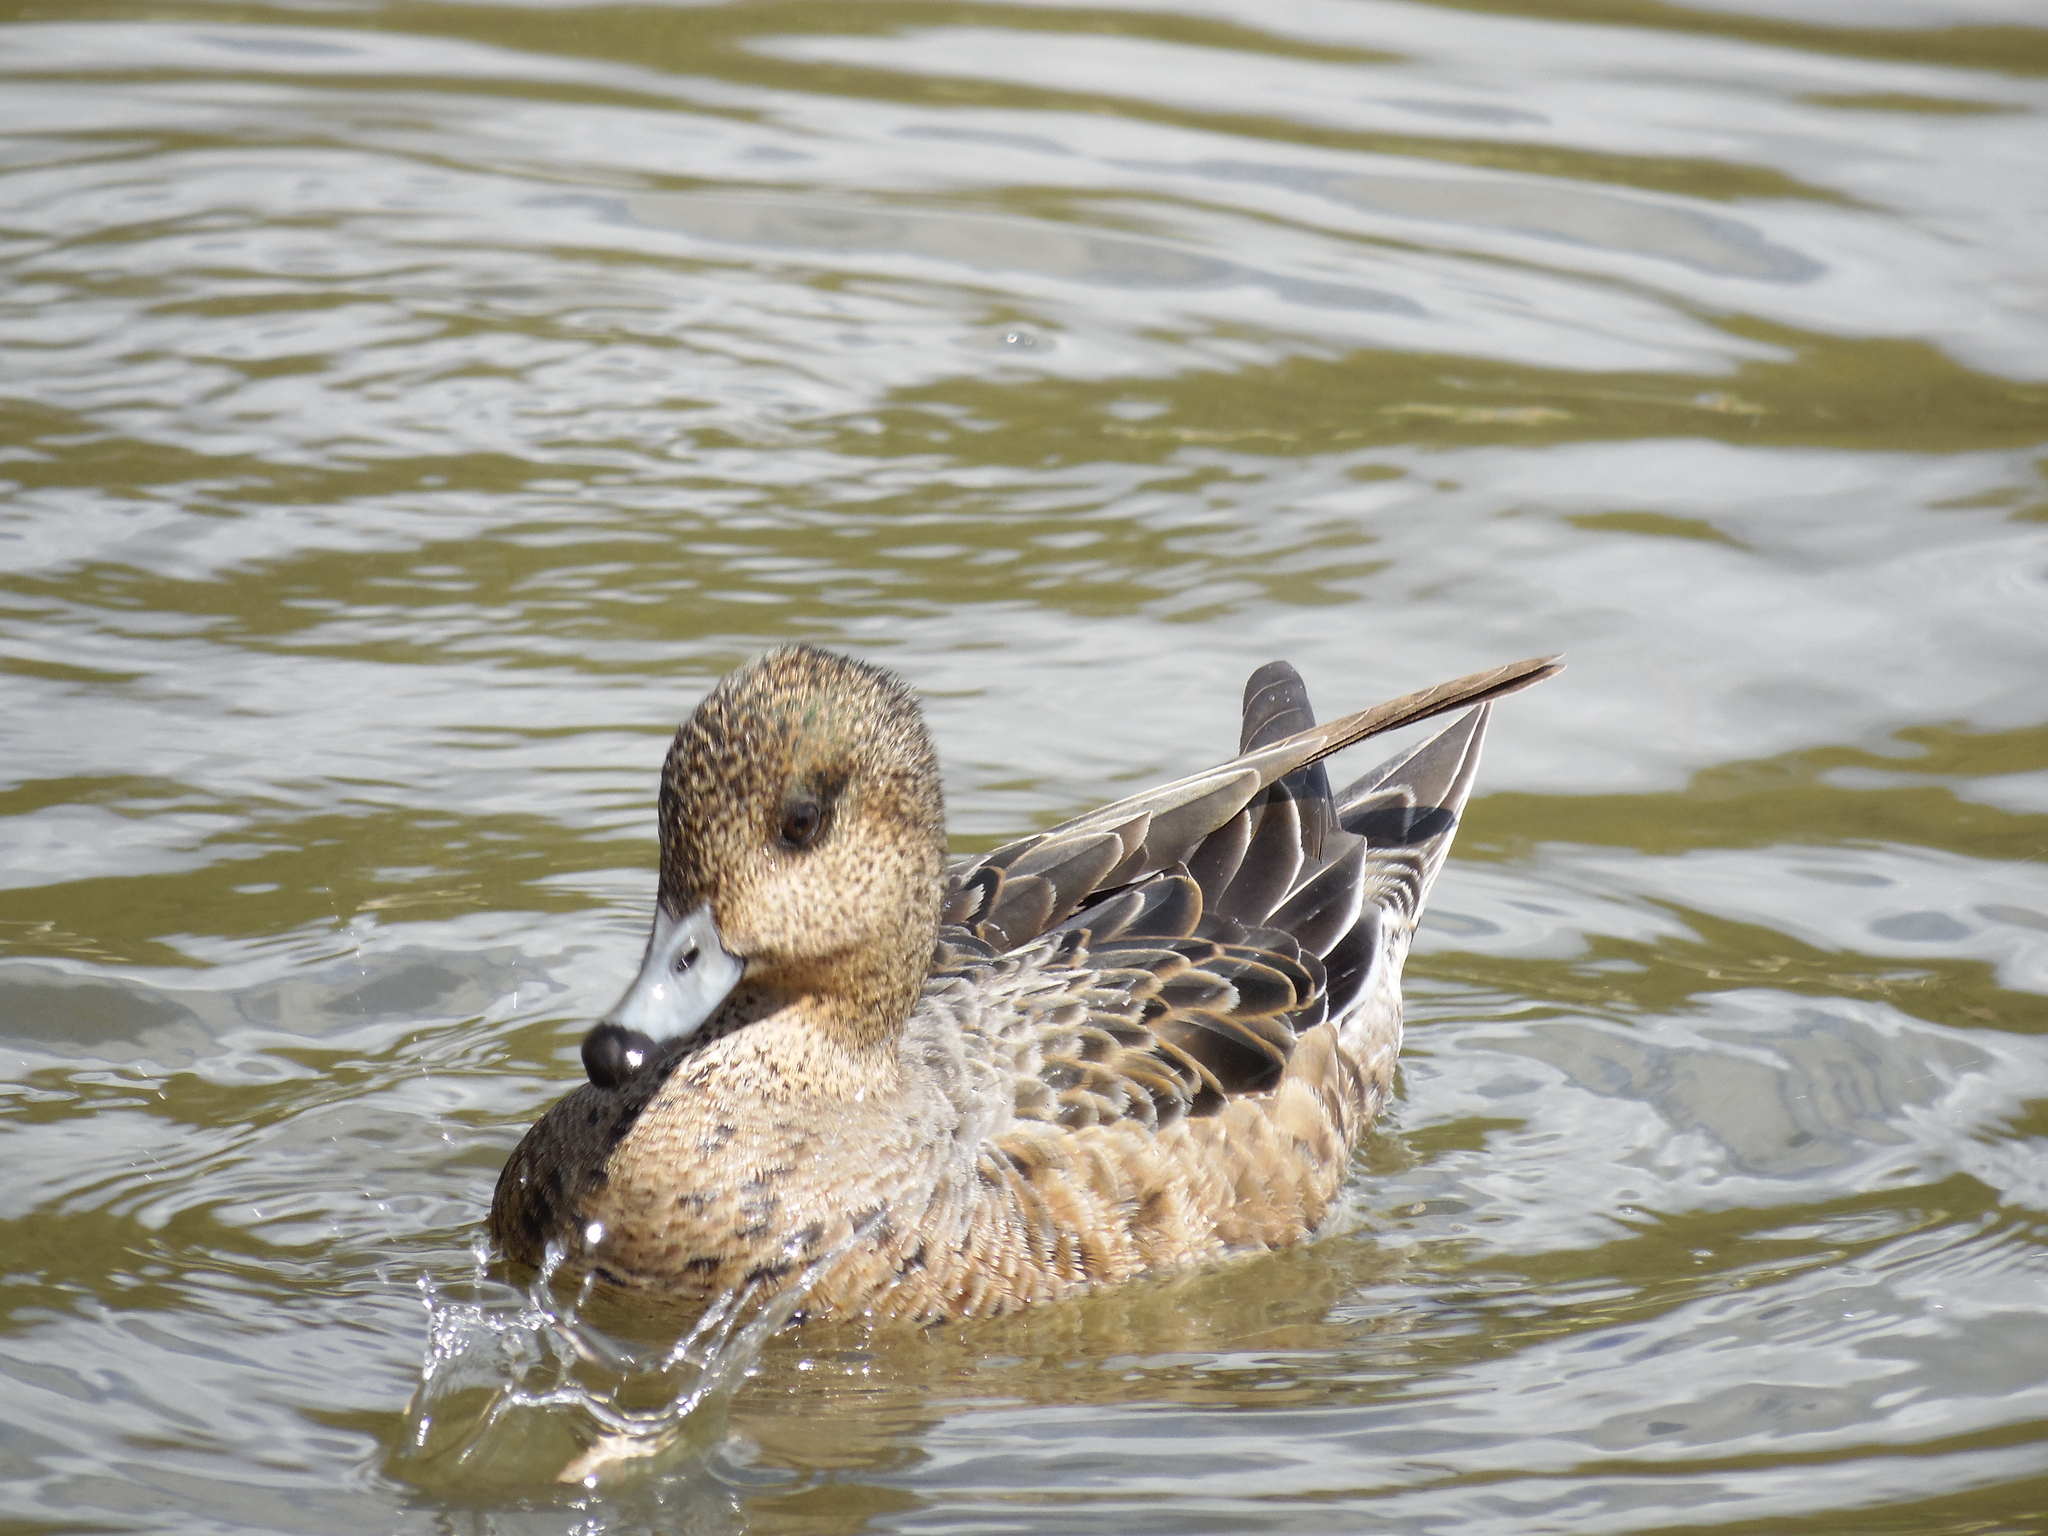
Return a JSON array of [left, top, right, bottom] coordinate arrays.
[[393, 1231, 838, 1489]]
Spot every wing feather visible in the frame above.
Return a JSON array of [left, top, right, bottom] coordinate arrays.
[[945, 653, 1559, 942], [1213, 790, 1304, 924]]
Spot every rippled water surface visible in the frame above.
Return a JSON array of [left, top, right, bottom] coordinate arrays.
[[4, 0, 2047, 1529]]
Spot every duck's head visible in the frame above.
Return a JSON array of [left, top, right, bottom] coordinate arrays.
[[581, 645, 947, 1086]]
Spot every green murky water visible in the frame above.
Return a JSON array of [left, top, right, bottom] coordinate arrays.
[[3, 0, 2046, 1529]]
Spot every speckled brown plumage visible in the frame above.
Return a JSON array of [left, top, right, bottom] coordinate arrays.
[[490, 645, 1558, 1321]]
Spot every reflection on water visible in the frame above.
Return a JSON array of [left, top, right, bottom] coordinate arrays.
[[2, 0, 2046, 1529]]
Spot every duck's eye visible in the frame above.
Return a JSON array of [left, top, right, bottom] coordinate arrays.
[[778, 795, 826, 849]]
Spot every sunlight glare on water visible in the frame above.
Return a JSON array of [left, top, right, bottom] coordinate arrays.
[[2, 0, 2046, 1530]]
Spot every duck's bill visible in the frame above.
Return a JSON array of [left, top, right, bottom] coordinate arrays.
[[581, 901, 743, 1087]]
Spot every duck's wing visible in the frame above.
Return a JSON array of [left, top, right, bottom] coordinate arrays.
[[935, 657, 1555, 1131], [939, 654, 1557, 949]]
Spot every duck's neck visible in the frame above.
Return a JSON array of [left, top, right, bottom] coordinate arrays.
[[777, 939, 927, 1056]]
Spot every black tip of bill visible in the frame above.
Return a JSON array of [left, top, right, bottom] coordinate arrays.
[[583, 1022, 657, 1088]]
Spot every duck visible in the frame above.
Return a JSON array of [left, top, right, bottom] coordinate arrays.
[[490, 644, 1558, 1322]]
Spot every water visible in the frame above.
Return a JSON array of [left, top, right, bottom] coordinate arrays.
[[3, 0, 2046, 1528]]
